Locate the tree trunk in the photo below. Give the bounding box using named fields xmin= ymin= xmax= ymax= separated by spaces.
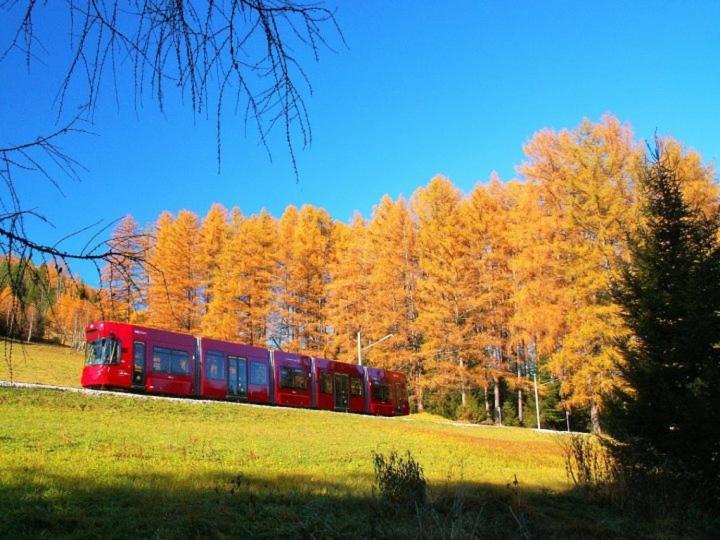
xmin=590 ymin=400 xmax=601 ymax=435
xmin=484 ymin=384 xmax=490 ymax=418
xmin=459 ymin=357 xmax=467 ymax=406
xmin=415 ymin=376 xmax=424 ymax=413
xmin=494 ymin=380 xmax=502 ymax=425
xmin=6 ymin=305 xmax=12 ymax=331
xmin=27 ymin=309 xmax=34 ymax=343
xmin=8 ymin=309 xmax=15 ymax=338
xmin=72 ymin=313 xmax=79 ymax=349
xmin=126 ymin=284 xmax=133 ymax=322
xmin=517 ymin=364 xmax=523 ymax=424
xmin=518 ymin=388 xmax=523 ymax=424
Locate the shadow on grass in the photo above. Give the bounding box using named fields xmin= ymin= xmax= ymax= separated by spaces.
xmin=0 ymin=465 xmax=651 ymax=539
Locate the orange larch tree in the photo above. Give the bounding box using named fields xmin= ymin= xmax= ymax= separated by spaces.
xmin=459 ymin=178 xmax=515 ymax=422
xmin=46 ymin=278 xmax=102 ymax=348
xmin=413 ymin=176 xmax=479 ymax=408
xmin=505 ymin=181 xmax=569 ymax=424
xmin=198 ymin=203 xmax=230 ymax=312
xmin=366 ymin=195 xmax=423 ymax=408
xmin=272 ymin=205 xmax=333 ymax=355
xmin=292 ymin=205 xmax=334 ymax=355
xmin=147 ymin=210 xmax=203 ymax=333
xmin=326 ymin=213 xmax=372 ymax=362
xmin=520 ymin=115 xmax=639 ymax=433
xmin=273 ymin=205 xmax=300 ymax=348
xmin=146 ymin=212 xmax=175 ymax=328
xmin=101 ymin=214 xmax=146 ymax=322
xmin=203 ymin=210 xmax=277 ymax=344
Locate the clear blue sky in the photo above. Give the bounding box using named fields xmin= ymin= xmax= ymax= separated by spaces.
xmin=1 ymin=1 xmax=719 ymax=282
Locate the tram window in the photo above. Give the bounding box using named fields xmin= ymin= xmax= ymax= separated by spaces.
xmin=279 ymin=367 xmax=292 ymax=388
xmin=319 ymin=372 xmax=333 ymax=394
xmin=228 ymin=362 xmax=238 ymax=395
xmin=133 ymin=342 xmax=145 ymax=365
xmin=293 ymin=369 xmax=308 ymax=390
xmin=249 ymin=361 xmax=268 ymax=386
xmin=152 ymin=346 xmax=191 ymax=375
xmin=205 ymin=350 xmax=225 ymax=381
xmin=350 ymin=376 xmax=364 ymax=397
xmin=280 ymin=366 xmax=308 ymax=390
xmin=85 ymin=338 xmax=120 ymax=366
xmin=372 ymin=380 xmax=390 ymax=402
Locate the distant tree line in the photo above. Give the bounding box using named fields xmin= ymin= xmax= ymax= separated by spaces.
xmin=0 ymin=259 xmax=103 ymax=349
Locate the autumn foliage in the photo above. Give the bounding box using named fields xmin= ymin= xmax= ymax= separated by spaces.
xmin=5 ymin=116 xmax=716 ymax=432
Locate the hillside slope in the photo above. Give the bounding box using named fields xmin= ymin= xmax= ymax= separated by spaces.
xmin=0 ymin=341 xmax=637 ymax=537
xmin=0 ymin=339 xmax=83 ymax=387
xmin=2 ymin=387 xmax=637 ymax=538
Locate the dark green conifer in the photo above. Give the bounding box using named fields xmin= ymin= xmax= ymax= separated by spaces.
xmin=607 ymin=143 xmax=720 ymax=504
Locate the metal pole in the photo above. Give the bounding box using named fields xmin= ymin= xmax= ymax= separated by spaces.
xmin=364 ymin=333 xmax=394 ymax=351
xmin=357 ymin=331 xmax=362 ymax=366
xmin=533 ymin=372 xmax=541 ymax=430
xmin=566 ymin=410 xmax=571 ymax=432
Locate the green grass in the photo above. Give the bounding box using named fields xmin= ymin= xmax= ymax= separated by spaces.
xmin=0 ymin=339 xmax=84 ymax=387
xmin=0 ymin=341 xmax=651 ymax=538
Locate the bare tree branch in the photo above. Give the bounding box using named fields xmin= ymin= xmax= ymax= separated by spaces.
xmin=4 ymin=0 xmax=344 ymax=176
xmin=0 ymin=0 xmax=343 ymax=364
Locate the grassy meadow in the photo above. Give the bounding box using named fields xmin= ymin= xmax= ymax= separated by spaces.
xmin=1 ymin=342 xmax=642 ymax=538
xmin=0 ymin=339 xmax=84 ymax=387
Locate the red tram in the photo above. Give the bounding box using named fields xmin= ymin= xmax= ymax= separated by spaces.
xmin=81 ymin=321 xmax=410 ymax=416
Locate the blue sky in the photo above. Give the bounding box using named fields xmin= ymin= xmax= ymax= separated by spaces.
xmin=1 ymin=1 xmax=719 ymax=282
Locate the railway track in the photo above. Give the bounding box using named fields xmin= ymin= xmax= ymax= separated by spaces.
xmin=0 ymin=380 xmax=582 ymax=434
xmin=0 ymin=380 xmax=401 ymax=417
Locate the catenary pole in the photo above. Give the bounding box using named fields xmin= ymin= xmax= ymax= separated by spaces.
xmin=357 ymin=332 xmax=394 ymax=365
xmin=533 ymin=372 xmax=541 ymax=430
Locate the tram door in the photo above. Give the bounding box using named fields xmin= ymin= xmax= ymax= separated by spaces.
xmin=395 ymin=384 xmax=403 ymax=414
xmin=227 ymin=356 xmax=247 ymax=398
xmin=132 ymin=341 xmax=146 ymax=388
xmin=334 ymin=374 xmax=349 ymax=411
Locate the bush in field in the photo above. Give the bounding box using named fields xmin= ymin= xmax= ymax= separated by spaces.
xmin=455 ymin=393 xmax=485 ymax=423
xmin=372 ymin=450 xmax=427 ymax=511
xmin=423 ymin=388 xmax=462 ymax=419
xmin=562 ymin=435 xmax=616 ymax=502
xmin=501 ymin=400 xmax=519 ymax=426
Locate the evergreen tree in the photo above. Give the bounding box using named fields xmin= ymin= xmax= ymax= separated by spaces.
xmin=607 ymin=144 xmax=720 ymax=499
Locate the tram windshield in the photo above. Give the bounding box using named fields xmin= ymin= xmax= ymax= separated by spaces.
xmin=85 ymin=338 xmax=121 ymax=366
